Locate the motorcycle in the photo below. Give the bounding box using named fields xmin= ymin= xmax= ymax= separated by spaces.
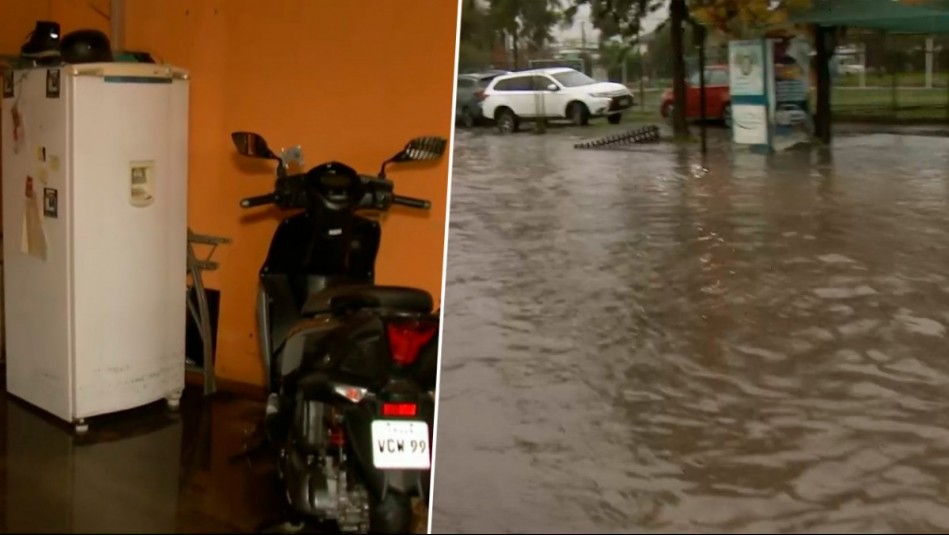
xmin=231 ymin=131 xmax=447 ymax=533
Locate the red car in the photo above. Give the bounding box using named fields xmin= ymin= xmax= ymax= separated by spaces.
xmin=660 ymin=65 xmax=731 ymax=127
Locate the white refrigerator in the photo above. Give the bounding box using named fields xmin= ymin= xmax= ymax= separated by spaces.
xmin=1 ymin=62 xmax=189 ymax=431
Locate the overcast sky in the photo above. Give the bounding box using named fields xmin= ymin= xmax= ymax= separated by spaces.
xmin=554 ymin=3 xmax=670 ymax=45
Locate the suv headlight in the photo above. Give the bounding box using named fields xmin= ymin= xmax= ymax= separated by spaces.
xmin=590 ymin=92 xmax=613 ymax=98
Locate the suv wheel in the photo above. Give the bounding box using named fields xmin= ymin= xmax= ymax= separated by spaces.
xmin=460 ymin=107 xmax=476 ymax=128
xmin=496 ymin=108 xmax=519 ymax=134
xmin=568 ymin=102 xmax=590 ymax=126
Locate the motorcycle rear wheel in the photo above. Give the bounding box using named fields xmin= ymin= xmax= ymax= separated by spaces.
xmin=368 ymin=490 xmax=413 ymax=534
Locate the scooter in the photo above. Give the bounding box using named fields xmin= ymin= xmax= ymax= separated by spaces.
xmin=231 ymin=131 xmax=446 ymax=533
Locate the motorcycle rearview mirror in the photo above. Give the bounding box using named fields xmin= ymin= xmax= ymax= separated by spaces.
xmin=396 ymin=136 xmax=448 ymax=162
xmin=231 ymin=131 xmax=279 ymax=161
xmin=379 ymin=136 xmax=448 ymax=177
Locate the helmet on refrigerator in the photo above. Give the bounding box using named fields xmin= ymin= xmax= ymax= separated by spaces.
xmin=61 ymin=29 xmax=113 ymax=64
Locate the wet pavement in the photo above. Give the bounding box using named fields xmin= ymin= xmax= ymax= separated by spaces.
xmin=432 ymin=125 xmax=949 ymax=533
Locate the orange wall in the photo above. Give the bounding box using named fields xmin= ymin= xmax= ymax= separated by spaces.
xmin=122 ymin=0 xmax=458 ymax=387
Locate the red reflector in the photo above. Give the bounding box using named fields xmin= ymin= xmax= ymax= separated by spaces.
xmin=382 ymin=402 xmax=417 ymax=417
xmin=386 ymin=321 xmax=437 ymax=367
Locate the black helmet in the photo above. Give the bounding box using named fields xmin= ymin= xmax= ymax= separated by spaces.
xmin=61 ymin=29 xmax=113 ymax=64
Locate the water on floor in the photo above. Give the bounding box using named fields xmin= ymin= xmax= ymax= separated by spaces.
xmin=0 ymin=382 xmax=290 ymax=533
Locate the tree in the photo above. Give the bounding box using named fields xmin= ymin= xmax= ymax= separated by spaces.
xmin=459 ymin=0 xmax=495 ymax=71
xmin=690 ymin=0 xmax=812 ymax=38
xmin=600 ymin=40 xmax=644 ymax=83
xmin=645 ymin=23 xmax=674 ymax=79
xmin=489 ymin=0 xmax=563 ymax=69
xmin=520 ymin=0 xmax=563 ymax=53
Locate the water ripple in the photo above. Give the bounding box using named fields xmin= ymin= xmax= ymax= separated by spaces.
xmin=433 ymin=129 xmax=949 ymax=534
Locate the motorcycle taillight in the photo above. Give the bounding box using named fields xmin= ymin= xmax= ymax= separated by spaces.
xmin=382 ymin=402 xmax=417 ymax=417
xmin=386 ymin=321 xmax=437 ymax=367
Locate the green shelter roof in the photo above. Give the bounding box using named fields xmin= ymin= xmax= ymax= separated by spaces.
xmin=790 ymin=0 xmax=949 ymax=34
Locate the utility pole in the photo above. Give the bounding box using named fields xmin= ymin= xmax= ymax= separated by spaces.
xmin=925 ymin=35 xmax=934 ymax=89
xmin=110 ymin=0 xmax=125 ymax=50
xmin=697 ymin=24 xmax=707 ymax=154
xmin=814 ymin=24 xmax=833 ymax=144
xmin=639 ymin=37 xmax=646 ymax=113
xmin=670 ymin=0 xmax=689 ymax=138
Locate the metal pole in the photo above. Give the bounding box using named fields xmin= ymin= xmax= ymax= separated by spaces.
xmin=638 ymin=30 xmax=646 ymax=112
xmin=815 ymin=24 xmax=833 ymax=144
xmin=890 ymin=35 xmax=899 ymax=120
xmin=859 ymin=42 xmax=866 ymax=88
xmin=110 ymin=0 xmax=125 ymax=50
xmin=534 ymin=89 xmax=546 ymax=134
xmin=698 ymin=25 xmax=707 ymax=154
xmin=926 ymin=36 xmax=934 ymax=89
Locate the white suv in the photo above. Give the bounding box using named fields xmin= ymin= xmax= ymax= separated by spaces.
xmin=480 ymin=68 xmax=635 ymax=132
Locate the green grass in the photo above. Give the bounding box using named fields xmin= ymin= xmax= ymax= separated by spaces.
xmin=628 ymin=86 xmax=949 ymax=123
xmin=833 ymin=87 xmax=948 ymax=107
xmin=826 ymin=87 xmax=949 ymax=122
xmin=834 ymin=71 xmax=949 ymax=88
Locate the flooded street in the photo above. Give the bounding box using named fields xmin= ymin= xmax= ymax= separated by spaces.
xmin=431 ymin=126 xmax=949 ymax=534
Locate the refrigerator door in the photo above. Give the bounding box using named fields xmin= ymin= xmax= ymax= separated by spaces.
xmin=2 ymin=66 xmax=75 ymax=421
xmin=69 ymin=63 xmax=189 ymax=418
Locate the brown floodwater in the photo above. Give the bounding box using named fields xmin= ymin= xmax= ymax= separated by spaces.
xmin=432 ymin=127 xmax=949 ymax=534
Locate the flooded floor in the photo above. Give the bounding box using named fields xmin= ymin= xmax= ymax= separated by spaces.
xmin=432 ymin=127 xmax=949 ymax=533
xmin=0 ymin=379 xmax=429 ymax=534
xmin=0 ymin=380 xmax=290 ymax=533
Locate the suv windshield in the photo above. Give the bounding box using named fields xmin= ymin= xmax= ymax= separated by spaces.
xmin=551 ymin=70 xmax=596 ymax=88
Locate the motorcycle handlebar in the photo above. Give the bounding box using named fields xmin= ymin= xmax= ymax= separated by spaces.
xmin=240 ymin=174 xmax=432 ymax=211
xmin=392 ymin=195 xmax=431 ymax=210
xmin=359 ymin=175 xmax=431 ymax=211
xmin=240 ymin=193 xmax=276 ymax=208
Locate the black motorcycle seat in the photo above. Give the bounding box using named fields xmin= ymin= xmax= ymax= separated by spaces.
xmin=301 ymin=284 xmax=433 ymax=316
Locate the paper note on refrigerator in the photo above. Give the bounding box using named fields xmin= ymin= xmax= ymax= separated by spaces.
xmin=11 ymin=103 xmax=25 ymax=155
xmin=20 ymin=195 xmax=48 ymax=261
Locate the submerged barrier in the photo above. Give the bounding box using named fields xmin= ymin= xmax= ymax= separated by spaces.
xmin=574 ymin=124 xmax=661 ymax=149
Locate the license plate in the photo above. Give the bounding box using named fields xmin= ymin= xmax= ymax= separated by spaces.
xmin=371 ymin=420 xmax=431 ymax=469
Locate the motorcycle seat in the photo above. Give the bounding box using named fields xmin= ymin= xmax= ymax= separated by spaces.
xmin=301 ymin=284 xmax=433 ymax=316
